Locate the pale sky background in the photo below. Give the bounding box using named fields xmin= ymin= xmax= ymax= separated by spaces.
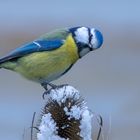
xmin=0 ymin=0 xmax=140 ymax=140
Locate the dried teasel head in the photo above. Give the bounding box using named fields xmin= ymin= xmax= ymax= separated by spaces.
xmin=37 ymin=85 xmax=93 ymax=140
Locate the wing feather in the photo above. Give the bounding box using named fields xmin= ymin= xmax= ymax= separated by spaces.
xmin=0 ymin=39 xmax=64 ymax=64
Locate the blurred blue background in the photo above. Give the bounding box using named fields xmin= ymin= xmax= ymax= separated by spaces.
xmin=0 ymin=0 xmax=140 ymax=139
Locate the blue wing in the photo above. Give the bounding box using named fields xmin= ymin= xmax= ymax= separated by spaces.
xmin=0 ymin=39 xmax=63 ymax=63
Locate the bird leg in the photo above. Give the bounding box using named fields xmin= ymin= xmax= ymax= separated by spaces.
xmin=41 ymin=82 xmax=68 ymax=99
xmin=41 ymin=82 xmax=57 ymax=90
xmin=41 ymin=82 xmax=60 ymax=99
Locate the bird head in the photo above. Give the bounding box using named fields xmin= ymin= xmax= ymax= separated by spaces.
xmin=69 ymin=27 xmax=103 ymax=58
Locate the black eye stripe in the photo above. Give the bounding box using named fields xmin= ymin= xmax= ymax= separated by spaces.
xmin=88 ymin=28 xmax=92 ymax=44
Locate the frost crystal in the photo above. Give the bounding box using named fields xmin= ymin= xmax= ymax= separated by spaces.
xmin=80 ymin=110 xmax=93 ymax=140
xmin=37 ymin=113 xmax=65 ymax=140
xmin=49 ymin=85 xmax=80 ymax=104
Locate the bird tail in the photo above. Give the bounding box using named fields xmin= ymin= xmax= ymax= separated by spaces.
xmin=0 ymin=59 xmax=3 ymax=68
xmin=0 ymin=55 xmax=11 ymax=69
xmin=0 ymin=63 xmax=3 ymax=69
xmin=0 ymin=55 xmax=10 ymax=64
xmin=0 ymin=58 xmax=5 ymax=68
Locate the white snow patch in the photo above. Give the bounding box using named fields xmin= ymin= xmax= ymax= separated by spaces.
xmin=37 ymin=113 xmax=65 ymax=140
xmin=49 ymin=86 xmax=80 ymax=105
xmin=64 ymin=105 xmax=82 ymax=120
xmin=80 ymin=110 xmax=93 ymax=140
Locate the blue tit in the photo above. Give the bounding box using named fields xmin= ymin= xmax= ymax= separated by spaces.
xmin=0 ymin=26 xmax=103 ymax=89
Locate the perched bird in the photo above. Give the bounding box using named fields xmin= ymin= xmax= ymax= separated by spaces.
xmin=0 ymin=27 xmax=103 ymax=90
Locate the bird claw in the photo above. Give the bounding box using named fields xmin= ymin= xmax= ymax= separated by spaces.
xmin=42 ymin=83 xmax=69 ymax=99
xmin=42 ymin=89 xmax=51 ymax=99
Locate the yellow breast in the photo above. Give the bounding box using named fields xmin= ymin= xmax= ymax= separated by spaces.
xmin=15 ymin=34 xmax=79 ymax=82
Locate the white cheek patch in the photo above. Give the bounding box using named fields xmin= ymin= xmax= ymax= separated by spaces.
xmin=90 ymin=28 xmax=98 ymax=49
xmin=75 ymin=27 xmax=89 ymax=44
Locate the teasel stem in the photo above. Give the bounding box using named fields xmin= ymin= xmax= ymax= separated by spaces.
xmin=31 ymin=112 xmax=36 ymax=140
xmin=97 ymin=115 xmax=103 ymax=140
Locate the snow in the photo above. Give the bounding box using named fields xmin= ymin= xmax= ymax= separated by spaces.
xmin=49 ymin=85 xmax=80 ymax=104
xmin=64 ymin=105 xmax=82 ymax=120
xmin=80 ymin=110 xmax=93 ymax=140
xmin=37 ymin=113 xmax=65 ymax=140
